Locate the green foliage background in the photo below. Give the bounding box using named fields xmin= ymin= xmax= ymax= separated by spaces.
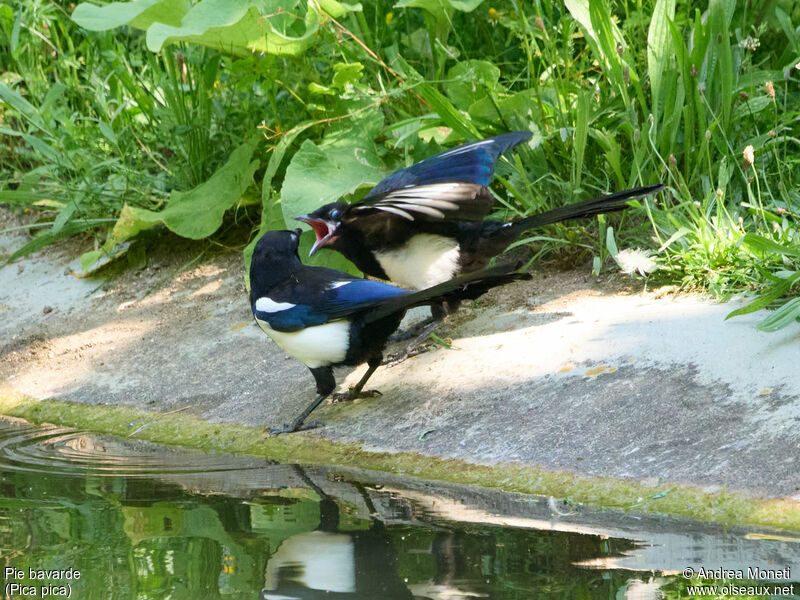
xmin=1 ymin=0 xmax=800 ymax=323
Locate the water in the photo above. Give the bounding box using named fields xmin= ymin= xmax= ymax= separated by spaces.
xmin=0 ymin=419 xmax=797 ymax=599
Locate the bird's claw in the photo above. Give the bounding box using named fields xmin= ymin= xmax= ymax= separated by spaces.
xmin=388 ymin=318 xmax=437 ymax=342
xmin=383 ymin=343 xmax=434 ymax=367
xmin=265 ymin=420 xmax=324 ymax=436
xmin=332 ymin=389 xmax=382 ymax=402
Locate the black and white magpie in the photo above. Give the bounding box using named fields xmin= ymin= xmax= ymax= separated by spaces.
xmin=293 ymin=132 xmax=663 ymax=361
xmin=249 ymin=229 xmax=530 ymax=434
xmin=260 ymin=466 xmax=413 ymax=599
xmin=295 ymin=132 xmax=664 ymax=291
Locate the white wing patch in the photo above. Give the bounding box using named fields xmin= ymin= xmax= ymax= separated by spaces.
xmin=255 ymin=297 xmax=295 ymax=313
xmin=255 ymin=319 xmax=350 ymax=368
xmin=354 ymin=183 xmax=484 ymax=221
xmin=329 ymin=281 xmax=352 ymax=289
xmin=375 ymin=234 xmax=460 ymax=290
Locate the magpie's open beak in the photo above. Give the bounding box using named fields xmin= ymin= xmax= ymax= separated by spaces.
xmin=294 ymin=215 xmax=336 ymax=256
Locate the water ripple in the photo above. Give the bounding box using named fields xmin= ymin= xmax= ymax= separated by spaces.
xmin=0 ymin=421 xmax=261 ymax=477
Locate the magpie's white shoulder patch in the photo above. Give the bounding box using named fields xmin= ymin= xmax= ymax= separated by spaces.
xmin=255 ymin=297 xmax=295 ymax=313
xmin=329 ymin=281 xmax=352 ymax=289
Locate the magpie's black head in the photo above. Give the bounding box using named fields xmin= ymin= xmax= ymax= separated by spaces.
xmin=250 ymin=229 xmax=303 ymax=295
xmin=294 ymin=202 xmax=348 ymax=256
xmin=252 ymin=228 xmax=303 ymax=262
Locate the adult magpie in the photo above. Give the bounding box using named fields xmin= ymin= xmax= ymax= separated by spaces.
xmin=295 ymin=132 xmax=663 ymax=361
xmin=295 ymin=132 xmax=664 ymax=290
xmin=249 ymin=229 xmax=529 ymax=434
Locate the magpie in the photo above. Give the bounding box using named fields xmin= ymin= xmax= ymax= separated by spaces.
xmin=249 ymin=229 xmax=530 ymax=434
xmin=295 ymin=131 xmax=663 ymax=290
xmin=260 ymin=466 xmax=413 ymax=599
xmin=294 ymin=132 xmax=663 ymax=361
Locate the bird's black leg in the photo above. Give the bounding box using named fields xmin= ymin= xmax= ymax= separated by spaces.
xmin=333 ymin=355 xmax=383 ymax=402
xmin=388 ymin=314 xmax=437 ymax=342
xmin=383 ymin=319 xmax=442 ymax=367
xmin=384 ymin=301 xmax=451 ymax=367
xmin=268 ymin=366 xmax=335 ymax=435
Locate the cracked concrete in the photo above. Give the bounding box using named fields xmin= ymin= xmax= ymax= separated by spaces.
xmin=2 ymin=208 xmax=799 ymax=500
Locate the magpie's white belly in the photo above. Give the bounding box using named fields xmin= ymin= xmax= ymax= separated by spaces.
xmin=263 ymin=531 xmax=355 ymax=593
xmin=255 ymin=319 xmax=350 ymax=368
xmin=374 ymin=234 xmax=461 ymax=290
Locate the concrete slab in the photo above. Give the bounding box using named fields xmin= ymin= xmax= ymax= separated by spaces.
xmin=1 ymin=211 xmax=799 ymax=501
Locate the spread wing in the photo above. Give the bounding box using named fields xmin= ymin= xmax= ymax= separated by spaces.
xmin=349 ymin=182 xmax=493 ymax=222
xmin=348 ymin=131 xmax=532 ymax=223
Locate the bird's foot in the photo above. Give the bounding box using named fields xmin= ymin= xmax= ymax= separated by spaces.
xmin=331 ymin=388 xmax=382 ymax=402
xmin=265 ymin=420 xmax=324 ymax=436
xmin=383 ymin=343 xmax=434 ymax=367
xmin=388 ymin=318 xmax=436 ymax=342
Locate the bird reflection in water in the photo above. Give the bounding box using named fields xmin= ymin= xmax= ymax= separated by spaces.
xmin=260 ymin=467 xmax=483 ymax=600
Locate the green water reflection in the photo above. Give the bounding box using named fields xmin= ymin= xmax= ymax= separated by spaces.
xmin=0 ymin=469 xmax=641 ymax=599
xmin=0 ymin=423 xmax=797 ymax=599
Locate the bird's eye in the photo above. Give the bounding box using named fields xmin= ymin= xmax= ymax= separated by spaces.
xmin=330 ymin=209 xmax=340 ymax=220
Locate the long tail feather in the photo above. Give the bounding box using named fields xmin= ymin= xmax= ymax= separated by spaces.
xmin=510 ymin=183 xmax=664 ymax=234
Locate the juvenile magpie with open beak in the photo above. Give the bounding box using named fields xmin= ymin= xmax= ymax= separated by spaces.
xmin=295 ymin=131 xmax=664 ymax=359
xmin=249 ymin=229 xmax=530 ymax=435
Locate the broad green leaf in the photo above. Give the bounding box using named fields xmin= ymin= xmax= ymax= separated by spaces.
xmin=71 ymin=0 xmax=188 ymax=31
xmin=1 ymin=126 xmax=66 ymax=165
xmin=98 ymin=121 xmax=117 ymax=145
xmin=146 ymin=0 xmax=321 ymax=56
xmin=647 ymin=0 xmax=675 ymax=122
xmin=564 ymin=0 xmax=604 ymax=75
xmin=605 ymin=226 xmax=620 ymax=261
xmin=77 ymin=242 xmax=133 ymax=276
xmin=72 ymin=0 xmax=353 ymax=57
xmin=444 ymin=60 xmax=501 ymax=107
xmin=775 ymin=7 xmax=799 ymax=54
xmin=80 ymin=140 xmax=259 ymax=274
xmin=395 ymin=0 xmax=484 ymax=13
xmin=243 ymin=122 xmax=314 ymax=286
xmin=757 ymin=297 xmax=800 ymax=331
xmin=396 ymin=0 xmax=485 ymax=39
xmin=732 ymin=96 xmax=772 ymax=121
xmin=657 ymin=226 xmax=690 ymax=252
xmin=128 ymin=140 xmax=258 ymax=239
xmin=41 ymin=82 xmax=68 ymax=115
xmin=317 ymin=0 xmax=363 ymax=18
xmin=280 ymin=111 xmax=384 ymax=228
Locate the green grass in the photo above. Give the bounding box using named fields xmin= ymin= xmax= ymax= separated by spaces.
xmin=1 ymin=0 xmax=800 ymax=320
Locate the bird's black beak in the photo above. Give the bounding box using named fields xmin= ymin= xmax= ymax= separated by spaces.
xmin=294 ymin=215 xmax=336 ymax=256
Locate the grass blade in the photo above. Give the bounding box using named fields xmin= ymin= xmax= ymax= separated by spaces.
xmin=647 ymin=0 xmax=676 ymax=124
